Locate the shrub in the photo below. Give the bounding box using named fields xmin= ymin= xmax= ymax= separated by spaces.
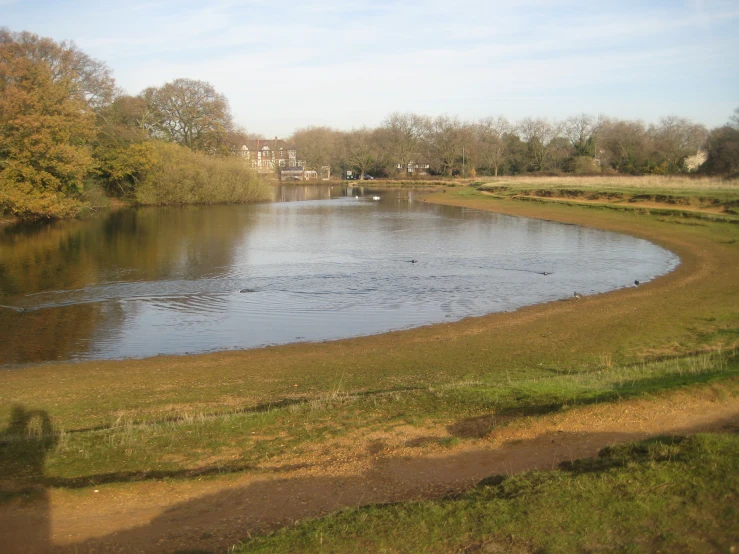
xmin=572 ymin=156 xmax=601 ymax=175
xmin=135 ymin=142 xmax=271 ymax=205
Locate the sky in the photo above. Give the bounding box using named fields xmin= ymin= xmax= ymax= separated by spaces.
xmin=1 ymin=0 xmax=738 ymax=137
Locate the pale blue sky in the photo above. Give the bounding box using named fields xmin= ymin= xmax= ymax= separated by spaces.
xmin=2 ymin=0 xmax=738 ymax=136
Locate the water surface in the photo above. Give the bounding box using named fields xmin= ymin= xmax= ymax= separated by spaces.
xmin=0 ymin=186 xmax=678 ymax=365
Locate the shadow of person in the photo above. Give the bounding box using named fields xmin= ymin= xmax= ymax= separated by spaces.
xmin=0 ymin=405 xmax=58 ymax=553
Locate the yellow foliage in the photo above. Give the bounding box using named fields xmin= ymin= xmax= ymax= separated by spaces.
xmin=93 ymin=141 xmax=157 ymax=196
xmin=135 ymin=142 xmax=271 ymax=205
xmin=0 ymin=33 xmax=95 ymax=219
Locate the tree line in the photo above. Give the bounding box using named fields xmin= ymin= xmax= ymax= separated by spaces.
xmin=292 ymin=110 xmax=739 ymax=180
xmin=2 ymin=28 xmax=737 ymax=220
xmin=0 ymin=29 xmax=267 ymax=220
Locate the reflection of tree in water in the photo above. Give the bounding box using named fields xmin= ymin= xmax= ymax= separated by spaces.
xmin=0 ymin=304 xmax=104 ymax=364
xmin=0 ymin=205 xmax=259 ymax=364
xmin=0 ymin=406 xmax=58 ymax=553
xmin=1 ymin=206 xmax=259 ymax=290
xmin=101 ymin=206 xmax=259 ymax=280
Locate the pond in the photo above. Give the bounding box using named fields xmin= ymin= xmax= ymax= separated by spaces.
xmin=0 ymin=186 xmax=679 ymax=365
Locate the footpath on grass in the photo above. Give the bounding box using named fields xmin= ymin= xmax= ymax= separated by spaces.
xmin=1 ymin=383 xmax=738 ymax=554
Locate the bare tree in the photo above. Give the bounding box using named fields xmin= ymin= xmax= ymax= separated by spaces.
xmin=564 ymin=113 xmax=602 ymax=157
xmin=476 ymin=116 xmax=511 ymax=176
xmin=649 ymin=116 xmax=707 ymax=171
xmin=141 ymin=78 xmax=233 ymax=153
xmin=730 ymin=107 xmax=739 ymax=130
xmin=381 ymin=112 xmax=430 ymax=175
xmin=517 ymin=117 xmax=564 ymax=171
xmin=343 ymin=128 xmax=379 ymax=179
xmin=292 ymin=126 xmax=340 ymax=173
xmin=598 ymin=118 xmax=649 ymax=173
xmin=429 ymin=115 xmax=466 ymax=176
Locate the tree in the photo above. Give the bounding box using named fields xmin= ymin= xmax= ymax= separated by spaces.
xmin=380 ymin=113 xmax=430 ymax=175
xmin=729 ymin=107 xmax=739 ymax=130
xmin=649 ymin=116 xmax=707 ymax=173
xmin=476 ymin=117 xmax=511 ymax=176
xmin=92 ymin=96 xmax=155 ymax=197
xmin=141 ymin=78 xmax=234 ymax=154
xmin=701 ymin=109 xmax=739 ymax=176
xmin=564 ymin=113 xmax=602 ymax=157
xmin=548 ymin=136 xmax=574 ymax=171
xmin=0 ymin=31 xmax=97 ymax=218
xmin=517 ymin=117 xmax=564 ymax=172
xmin=0 ymin=29 xmax=117 ymax=110
xmin=598 ymin=118 xmax=649 ymax=174
xmin=292 ymin=126 xmax=341 ymax=174
xmin=429 ymin=115 xmax=466 ymax=176
xmin=701 ymin=126 xmax=739 ymax=176
xmin=343 ymin=128 xmax=380 ymax=179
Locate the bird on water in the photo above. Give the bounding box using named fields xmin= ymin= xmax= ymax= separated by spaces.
xmin=634 ymin=280 xmax=640 ymax=286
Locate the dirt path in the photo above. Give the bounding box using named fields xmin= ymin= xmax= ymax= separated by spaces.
xmin=2 ymin=387 xmax=737 ymax=554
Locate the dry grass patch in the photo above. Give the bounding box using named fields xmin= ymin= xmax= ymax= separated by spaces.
xmin=476 ymin=174 xmax=738 ymax=191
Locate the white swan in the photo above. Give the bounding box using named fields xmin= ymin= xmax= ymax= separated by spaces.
xmin=372 ymin=196 xmax=381 ymax=201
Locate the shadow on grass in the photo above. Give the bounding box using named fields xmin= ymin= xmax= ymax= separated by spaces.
xmin=40 ymin=461 xmax=313 ymax=490
xmin=557 ymin=435 xmax=688 ymax=474
xmin=40 ymin=413 xmax=739 ymax=554
xmin=0 ymin=405 xmax=56 ymax=553
xmin=447 ymin=367 xmax=739 ymax=439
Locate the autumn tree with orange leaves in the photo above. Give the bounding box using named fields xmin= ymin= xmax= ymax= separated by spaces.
xmin=0 ymin=30 xmax=112 ymax=218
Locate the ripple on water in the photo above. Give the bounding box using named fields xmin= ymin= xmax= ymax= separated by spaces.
xmin=0 ymin=192 xmax=679 ymax=364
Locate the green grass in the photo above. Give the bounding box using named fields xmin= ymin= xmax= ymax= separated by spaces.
xmin=235 ymin=432 xmax=739 ymax=553
xmin=1 ymin=350 xmax=737 ymax=488
xmin=472 ymin=176 xmax=739 ymax=221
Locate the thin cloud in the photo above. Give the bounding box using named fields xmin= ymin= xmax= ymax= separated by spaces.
xmin=2 ymin=0 xmax=737 ymax=135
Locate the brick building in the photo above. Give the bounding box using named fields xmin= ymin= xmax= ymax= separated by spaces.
xmin=240 ymin=138 xmax=298 ymax=173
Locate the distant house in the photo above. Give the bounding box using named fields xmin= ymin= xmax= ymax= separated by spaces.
xmin=240 ymin=138 xmax=298 ymax=173
xmin=396 ymin=155 xmax=431 ymax=175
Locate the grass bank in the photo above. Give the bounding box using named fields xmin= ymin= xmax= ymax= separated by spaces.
xmin=2 ymin=351 xmax=737 ymax=487
xmin=472 ymin=175 xmax=739 ymax=221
